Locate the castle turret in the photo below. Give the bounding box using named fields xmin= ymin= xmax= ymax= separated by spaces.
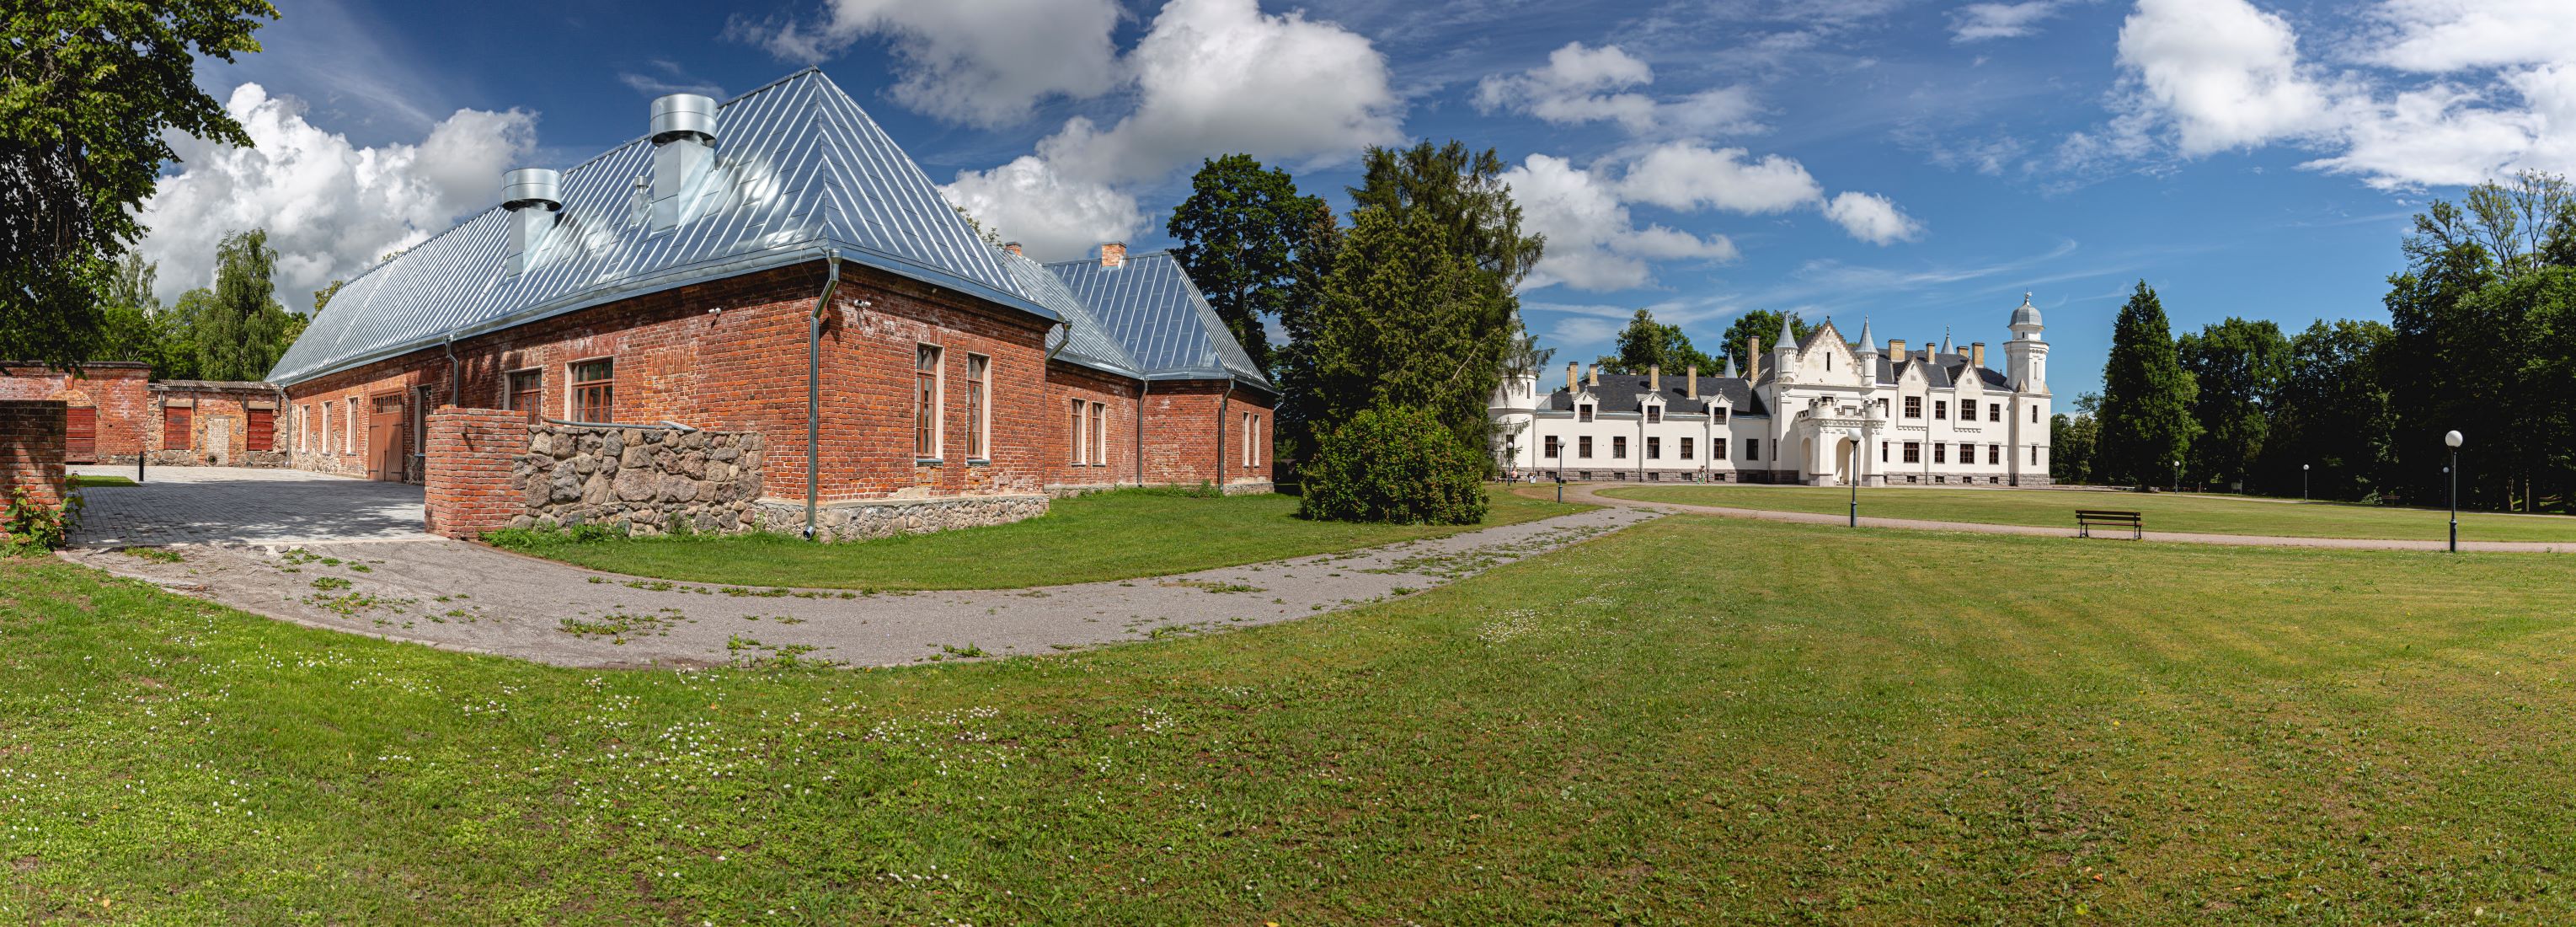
xmin=2004 ymin=292 xmax=2049 ymax=394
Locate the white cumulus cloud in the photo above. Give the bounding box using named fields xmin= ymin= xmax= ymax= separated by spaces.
xmin=734 ymin=0 xmax=1121 ymax=128
xmin=137 ymin=83 xmax=537 ymax=311
xmin=938 ymin=0 xmax=1399 ymax=259
xmin=1822 ymin=191 xmax=1925 ymax=244
xmin=2098 ymin=0 xmax=2576 ymax=188
xmin=1501 ymin=154 xmax=1738 ymax=292
xmin=1475 ymin=41 xmax=1762 ymax=137
xmin=1616 ymin=142 xmax=1825 ymax=214
xmin=939 ymin=157 xmax=1145 ymax=261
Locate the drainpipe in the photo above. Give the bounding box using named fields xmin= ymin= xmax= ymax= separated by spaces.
xmin=442 ymin=334 xmax=461 ymax=406
xmin=1045 ymin=317 xmax=1072 ymax=362
xmin=1135 ymin=378 xmax=1150 ymax=487
xmin=804 ymin=249 xmax=842 ymax=540
xmin=1216 ymin=378 xmax=1236 ymax=490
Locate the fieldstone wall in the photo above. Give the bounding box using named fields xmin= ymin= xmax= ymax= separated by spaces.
xmin=751 ymin=493 xmax=1047 ymax=543
xmin=512 ymin=425 xmax=767 ymax=537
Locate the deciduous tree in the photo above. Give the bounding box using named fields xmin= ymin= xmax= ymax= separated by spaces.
xmin=2177 ymin=318 xmax=2290 ymax=489
xmin=1167 ymin=155 xmax=1323 ymax=374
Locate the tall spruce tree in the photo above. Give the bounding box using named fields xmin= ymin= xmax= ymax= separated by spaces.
xmin=1304 ymin=206 xmax=1495 ymax=453
xmin=1271 ymin=198 xmax=1343 ymax=469
xmin=1166 ymin=155 xmax=1323 ymax=373
xmin=2176 ymin=318 xmax=2290 ymax=489
xmin=2096 ymin=281 xmax=2199 ymax=486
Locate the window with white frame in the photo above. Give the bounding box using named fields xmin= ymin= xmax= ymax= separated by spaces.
xmin=915 ymin=345 xmax=942 ymax=459
xmin=964 ymin=354 xmax=989 ymax=460
xmin=318 ymin=402 xmax=329 ymax=454
xmin=1680 ymin=437 xmax=1693 ymax=459
xmin=1544 ymin=435 xmax=1560 ymax=458
xmin=1904 ymin=396 xmax=1921 ymax=418
xmin=1068 ymin=399 xmax=1085 ymax=465
xmin=1646 ymin=437 xmax=1660 ymax=459
xmin=1577 ymin=403 xmax=1594 ymax=422
xmin=345 ymin=398 xmax=358 ymax=453
xmin=1091 ymin=401 xmax=1109 ymax=465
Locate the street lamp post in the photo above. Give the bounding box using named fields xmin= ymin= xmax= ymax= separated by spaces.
xmin=2445 ymin=430 xmax=2463 ymax=553
xmin=2172 ymin=459 xmax=2180 ymax=494
xmin=1849 ymin=439 xmax=1859 ymax=528
xmin=2302 ymin=463 xmax=2310 ymax=502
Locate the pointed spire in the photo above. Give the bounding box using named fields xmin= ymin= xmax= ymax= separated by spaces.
xmin=1941 ymin=327 xmax=1953 ymax=354
xmin=1723 ymin=356 xmax=1738 ymax=379
xmin=1857 ymin=316 xmax=1878 ymax=354
xmin=1775 ymin=310 xmax=1795 ymax=349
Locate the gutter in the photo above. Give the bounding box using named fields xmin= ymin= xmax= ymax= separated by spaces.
xmin=1045 ymin=316 xmax=1072 ymax=363
xmin=441 ymin=334 xmax=461 ymax=406
xmin=804 ymin=249 xmax=842 ymax=540
xmin=1216 ymin=377 xmax=1237 ymax=487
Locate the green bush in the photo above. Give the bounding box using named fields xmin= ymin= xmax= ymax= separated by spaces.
xmin=2 ymin=480 xmax=82 ymax=555
xmin=1297 ymin=405 xmax=1488 ymax=525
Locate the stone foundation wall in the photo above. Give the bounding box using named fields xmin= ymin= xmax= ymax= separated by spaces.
xmin=751 ymin=493 xmax=1047 ymax=543
xmin=511 ymin=424 xmax=767 ymax=537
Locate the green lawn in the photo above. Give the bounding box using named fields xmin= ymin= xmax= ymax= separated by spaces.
xmin=68 ymin=474 xmax=136 ymax=489
xmin=486 ymin=486 xmax=1590 ymax=590
xmin=1603 ymin=482 xmax=2576 ymax=542
xmin=8 ymin=518 xmax=2576 ymax=923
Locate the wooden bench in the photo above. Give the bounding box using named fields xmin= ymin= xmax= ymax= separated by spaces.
xmin=2075 ymin=509 xmax=2143 ymax=539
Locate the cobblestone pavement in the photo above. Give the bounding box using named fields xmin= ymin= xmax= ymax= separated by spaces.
xmin=61 ymin=505 xmax=1661 ymax=669
xmin=69 ymin=464 xmax=436 ymax=548
xmin=1557 ymin=483 xmax=2576 ymax=553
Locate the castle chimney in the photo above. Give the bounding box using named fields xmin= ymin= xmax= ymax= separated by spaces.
xmin=649 ymin=94 xmax=719 ymax=231
xmin=1004 ymin=241 xmax=1023 ymax=256
xmin=1566 ymin=362 xmax=1578 ymax=394
xmin=1098 ymin=242 xmax=1127 ymax=268
xmin=1686 ymin=365 xmax=1698 ymax=399
xmin=1649 ymin=364 xmax=1660 ymax=394
xmin=1971 ymin=342 xmax=1986 ymax=368
xmin=1748 ymin=335 xmax=1761 ymax=382
xmin=1889 ymin=339 xmax=1905 ymax=360
xmin=1585 ymin=364 xmax=1598 ymax=388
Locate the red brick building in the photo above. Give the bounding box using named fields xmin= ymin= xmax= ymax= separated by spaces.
xmin=0 ymin=362 xmax=153 ymax=464
xmin=264 ymin=70 xmax=1272 ymax=532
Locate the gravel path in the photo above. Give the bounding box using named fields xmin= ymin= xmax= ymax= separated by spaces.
xmin=62 ymin=506 xmax=1659 ymax=668
xmin=1562 ymin=483 xmax=2576 ymax=553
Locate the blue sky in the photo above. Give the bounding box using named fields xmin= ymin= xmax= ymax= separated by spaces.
xmin=142 ymin=0 xmax=2576 ymax=400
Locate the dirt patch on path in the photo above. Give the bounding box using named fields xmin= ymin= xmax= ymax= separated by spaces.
xmin=61 ymin=506 xmax=1659 ymax=668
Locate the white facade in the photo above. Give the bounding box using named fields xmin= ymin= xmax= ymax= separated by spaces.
xmin=1492 ymin=295 xmax=2053 ymax=486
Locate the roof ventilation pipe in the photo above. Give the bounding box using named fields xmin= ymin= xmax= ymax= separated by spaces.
xmin=649 ymin=94 xmax=719 ymax=230
xmin=500 ymin=168 xmax=561 ymax=275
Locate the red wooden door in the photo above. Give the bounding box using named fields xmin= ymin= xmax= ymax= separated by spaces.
xmin=246 ymin=409 xmax=275 ymax=451
xmin=367 ymin=395 xmax=404 ymax=481
xmin=163 ymin=405 xmax=192 ymax=451
xmin=64 ymin=407 xmax=97 ymax=463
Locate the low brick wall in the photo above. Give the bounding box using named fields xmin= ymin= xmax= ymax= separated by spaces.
xmin=0 ymin=400 xmax=67 ymax=512
xmin=512 ymin=424 xmax=766 ymax=537
xmin=752 ymin=493 xmax=1047 ymax=543
xmin=424 ymin=407 xmax=529 ymax=539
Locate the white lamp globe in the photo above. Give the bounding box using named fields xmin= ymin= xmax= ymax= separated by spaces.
xmin=2445 ymin=430 xmax=2464 ymax=449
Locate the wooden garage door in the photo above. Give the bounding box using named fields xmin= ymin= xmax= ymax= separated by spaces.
xmin=246 ymin=408 xmax=275 ymax=451
xmin=163 ymin=405 xmax=192 ymax=451
xmin=367 ymin=394 xmax=404 ymax=481
xmin=65 ymin=407 xmax=96 ymax=463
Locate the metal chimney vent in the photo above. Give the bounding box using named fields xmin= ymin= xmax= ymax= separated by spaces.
xmin=502 ymin=168 xmax=562 ymax=275
xmin=649 ymin=94 xmax=719 ymax=230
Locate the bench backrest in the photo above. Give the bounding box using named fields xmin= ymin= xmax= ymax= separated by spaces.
xmin=2074 ymin=510 xmax=2143 ymax=519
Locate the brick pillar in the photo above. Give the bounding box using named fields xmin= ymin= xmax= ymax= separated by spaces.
xmin=423 ymin=406 xmax=529 ymax=539
xmin=0 ymin=399 xmax=68 ymax=512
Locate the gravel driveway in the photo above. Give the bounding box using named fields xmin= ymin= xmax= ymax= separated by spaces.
xmin=63 ymin=506 xmax=1658 ymax=668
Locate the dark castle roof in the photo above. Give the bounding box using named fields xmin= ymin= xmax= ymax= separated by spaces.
xmin=1547 ymin=372 xmax=1766 ymax=416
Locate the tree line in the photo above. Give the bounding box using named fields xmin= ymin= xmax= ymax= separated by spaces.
xmin=2058 ymin=171 xmax=2576 ymax=512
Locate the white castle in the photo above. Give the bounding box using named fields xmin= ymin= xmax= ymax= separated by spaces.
xmin=1492 ymin=295 xmax=2052 ymax=486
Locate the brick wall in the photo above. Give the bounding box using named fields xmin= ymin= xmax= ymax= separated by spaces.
xmin=0 ymin=400 xmax=67 ymax=513
xmin=1042 ymin=361 xmax=1139 ymax=492
xmin=1140 ymin=381 xmax=1275 ymax=489
xmin=148 ymin=383 xmax=286 ymax=468
xmin=422 ymin=407 xmax=527 ymax=539
xmin=0 ymin=363 xmax=151 ymax=464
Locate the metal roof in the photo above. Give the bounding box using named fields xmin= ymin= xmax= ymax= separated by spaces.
xmin=1043 ymin=250 xmax=1271 ymax=388
xmin=998 ymin=249 xmax=1142 ymax=379
xmin=267 ymin=68 xmax=1053 ymax=387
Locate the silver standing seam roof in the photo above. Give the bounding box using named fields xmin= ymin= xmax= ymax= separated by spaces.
xmin=999 ymin=249 xmax=1143 ymax=380
xmin=1044 ymin=250 xmax=1272 ymax=389
xmin=267 ymin=69 xmax=1057 ymax=387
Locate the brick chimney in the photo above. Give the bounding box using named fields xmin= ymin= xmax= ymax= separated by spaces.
xmin=1889 ymin=339 xmax=1905 ymax=360
xmin=1585 ymin=364 xmax=1598 ymax=388
xmin=1686 ymin=365 xmax=1698 ymax=399
xmin=1971 ymin=341 xmax=1986 ymax=368
xmin=1004 ymin=241 xmax=1023 ymax=256
xmin=1748 ymin=335 xmax=1761 ymax=382
xmin=1649 ymin=364 xmax=1660 ymax=394
xmin=1099 ymin=242 xmax=1127 ymax=268
xmin=1566 ymin=362 xmax=1578 ymax=394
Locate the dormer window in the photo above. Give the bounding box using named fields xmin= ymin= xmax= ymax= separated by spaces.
xmin=1712 ymin=407 xmax=1729 ymax=425
xmin=1644 ymin=405 xmax=1661 ymax=424
xmin=1577 ymin=403 xmax=1594 ymax=423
